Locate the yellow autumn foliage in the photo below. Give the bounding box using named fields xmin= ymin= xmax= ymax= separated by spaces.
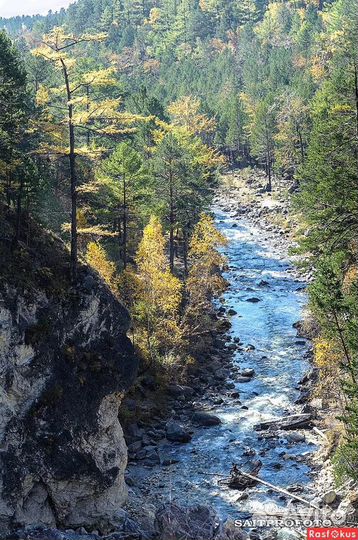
xmin=85 ymin=242 xmax=118 ymax=293
xmin=146 ymin=7 xmax=161 ymax=26
xmin=183 ymin=214 xmax=227 ymax=349
xmin=134 ymin=216 xmax=183 ymax=361
xmin=135 ymin=216 xmax=182 ymax=317
xmin=314 ymin=338 xmax=341 ymax=368
xmin=342 ymin=266 xmax=358 ymax=294
xmin=187 ymin=213 xmax=227 ymax=298
xmin=36 ymin=85 xmax=50 ymax=107
xmin=167 ymin=95 xmax=216 ymax=136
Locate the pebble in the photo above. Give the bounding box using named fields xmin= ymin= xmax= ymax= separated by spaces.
xmin=322 ymin=490 xmax=337 ymax=505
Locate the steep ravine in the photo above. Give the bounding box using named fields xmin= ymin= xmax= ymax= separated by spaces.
xmin=3 ymin=182 xmax=352 ymax=540
xmin=125 ymin=184 xmax=322 ymax=530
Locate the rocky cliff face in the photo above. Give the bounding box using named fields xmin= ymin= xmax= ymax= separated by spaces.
xmin=0 ymin=217 xmax=138 ymax=535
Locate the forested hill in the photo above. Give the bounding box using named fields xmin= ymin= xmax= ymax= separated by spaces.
xmin=1 ymin=0 xmax=344 ymax=173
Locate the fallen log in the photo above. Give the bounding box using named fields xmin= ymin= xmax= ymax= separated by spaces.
xmin=202 ymin=468 xmax=320 ymax=510
xmin=255 ymin=413 xmax=313 ymax=431
xmin=235 ymin=471 xmax=320 ymax=509
xmin=313 ymin=426 xmax=329 ymax=441
xmin=226 ymin=461 xmax=262 ymax=490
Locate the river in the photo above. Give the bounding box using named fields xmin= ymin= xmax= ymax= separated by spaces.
xmin=128 ymin=201 xmax=317 ymax=522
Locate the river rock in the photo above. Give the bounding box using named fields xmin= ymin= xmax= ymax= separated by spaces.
xmin=126 ymin=423 xmax=144 ymax=441
xmin=286 ymin=432 xmax=306 ymax=443
xmin=161 ymin=456 xmax=180 ymax=466
xmin=322 ymin=491 xmax=337 ymax=505
xmin=0 ymin=529 xmax=100 ymax=540
xmin=192 ymin=412 xmax=222 ymax=427
xmin=143 ymin=450 xmax=160 ymax=467
xmin=277 ymin=529 xmax=301 ymax=540
xmin=241 ymin=368 xmax=255 ymax=378
xmin=299 ymin=368 xmax=319 ymax=386
xmin=292 ymin=320 xmax=305 ymax=336
xmin=246 ymin=297 xmax=261 ymax=303
xmin=295 ymin=390 xmax=310 ymax=404
xmin=165 ymin=421 xmax=192 ymax=443
xmin=237 ymin=376 xmax=252 ymax=383
xmin=167 ymin=384 xmax=194 ymax=398
xmin=3 ymin=512 xmax=145 ymax=540
xmin=221 ymin=521 xmax=248 ymax=540
xmin=128 ymin=441 xmax=142 ymax=453
xmin=334 ymin=495 xmax=358 ymax=525
xmin=154 ymin=503 xmax=222 ymax=540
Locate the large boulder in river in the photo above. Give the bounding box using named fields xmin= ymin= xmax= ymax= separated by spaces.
xmin=241 ymin=368 xmax=255 ymax=378
xmin=0 ymin=213 xmax=138 ymax=534
xmin=165 ymin=421 xmax=192 ymax=443
xmin=192 ymin=412 xmax=222 ymax=427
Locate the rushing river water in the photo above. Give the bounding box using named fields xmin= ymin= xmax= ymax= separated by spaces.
xmin=130 ymin=205 xmax=317 ymax=520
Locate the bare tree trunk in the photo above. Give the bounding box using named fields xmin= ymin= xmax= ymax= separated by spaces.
xmin=266 ymin=153 xmax=272 ymax=192
xmin=298 ymin=129 xmax=305 ymax=164
xmin=169 ymin=172 xmax=175 ymax=272
xmin=183 ymin=226 xmax=189 ymax=276
xmin=123 ymin=173 xmax=127 ymax=269
xmin=86 ymin=84 xmax=91 ymax=147
xmin=61 ymin=58 xmax=77 ymax=282
xmin=354 ymin=64 xmax=358 ymax=140
xmin=15 ymin=175 xmax=24 ymax=244
xmin=265 ymin=120 xmax=273 ymax=192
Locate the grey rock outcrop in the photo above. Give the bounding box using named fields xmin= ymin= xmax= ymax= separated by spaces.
xmin=0 ymin=227 xmax=138 ymax=534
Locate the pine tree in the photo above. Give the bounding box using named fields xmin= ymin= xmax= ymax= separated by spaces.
xmin=275 ymin=92 xmax=310 ymax=177
xmin=0 ymin=31 xmax=33 ymax=242
xmin=151 ymin=126 xmax=222 ymax=271
xmin=0 ymin=31 xmax=28 ymax=204
xmin=241 ymin=92 xmax=276 ymax=190
xmin=33 ymin=27 xmax=143 ymax=279
xmin=96 ymin=142 xmax=148 ymax=267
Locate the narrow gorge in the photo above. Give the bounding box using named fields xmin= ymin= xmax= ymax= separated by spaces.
xmin=122 ymin=176 xmax=328 ymax=533
xmin=1 ymin=0 xmax=357 ymax=536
